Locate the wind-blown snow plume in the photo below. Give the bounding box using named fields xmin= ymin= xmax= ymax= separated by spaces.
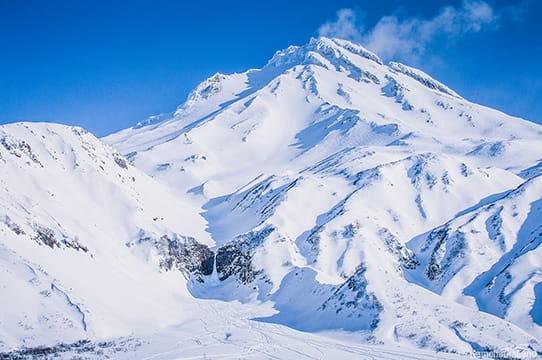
xmin=317 ymin=9 xmax=363 ymax=43
xmin=319 ymin=1 xmax=502 ymax=63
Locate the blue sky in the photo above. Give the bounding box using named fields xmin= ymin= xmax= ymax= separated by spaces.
xmin=1 ymin=0 xmax=541 ymax=137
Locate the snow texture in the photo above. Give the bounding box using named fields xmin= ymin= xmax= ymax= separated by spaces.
xmin=2 ymin=37 xmax=542 ymax=359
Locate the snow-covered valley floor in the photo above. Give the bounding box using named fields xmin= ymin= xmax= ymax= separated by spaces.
xmin=1 ymin=299 xmax=487 ymax=360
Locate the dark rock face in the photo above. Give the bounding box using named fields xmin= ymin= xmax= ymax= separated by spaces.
xmin=2 ymin=215 xmax=25 ymax=235
xmin=153 ymin=226 xmax=274 ymax=285
xmin=215 ymin=244 xmax=258 ymax=283
xmin=0 ymin=338 xmax=141 ymax=360
xmin=63 ymin=238 xmax=89 ymax=253
xmin=422 ymin=225 xmax=469 ymax=282
xmin=113 ymin=156 xmax=128 ymax=169
xmin=426 ymin=261 xmax=441 ymax=281
xmin=318 ymin=266 xmax=383 ymax=330
xmin=32 ymin=225 xmax=60 ymax=248
xmin=377 ymin=227 xmax=419 ymax=270
xmin=0 ymin=135 xmax=43 ymax=167
xmin=215 ymin=226 xmax=274 ymax=283
xmin=157 ymin=235 xmax=214 ymax=282
xmin=31 ymin=224 xmax=89 ymax=252
xmin=421 ymin=226 xmax=450 ymax=280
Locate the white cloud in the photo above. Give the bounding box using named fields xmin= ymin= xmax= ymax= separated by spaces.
xmin=318 ymin=9 xmax=362 ymax=43
xmin=318 ymin=1 xmax=504 ymax=63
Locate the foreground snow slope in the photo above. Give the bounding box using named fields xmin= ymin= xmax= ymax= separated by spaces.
xmin=1 ymin=300 xmax=479 ymax=360
xmin=103 ymin=37 xmax=542 ymax=357
xmin=0 ymin=122 xmax=211 ymax=349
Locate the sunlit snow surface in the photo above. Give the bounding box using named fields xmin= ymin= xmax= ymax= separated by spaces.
xmin=2 ymin=37 xmax=542 ymax=359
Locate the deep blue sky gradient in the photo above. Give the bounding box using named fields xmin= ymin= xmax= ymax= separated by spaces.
xmin=1 ymin=0 xmax=541 ymax=136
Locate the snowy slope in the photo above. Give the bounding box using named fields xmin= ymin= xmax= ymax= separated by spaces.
xmin=2 ymin=36 xmax=542 ymax=359
xmin=408 ymin=175 xmax=542 ymax=340
xmin=0 ymin=122 xmax=212 ymax=350
xmin=0 ymin=123 xmax=484 ymax=359
xmin=105 ymin=37 xmax=542 ymax=196
xmin=103 ymin=36 xmax=542 ymax=357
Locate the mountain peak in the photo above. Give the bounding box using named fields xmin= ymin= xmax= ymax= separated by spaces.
xmin=311 ymin=37 xmax=383 ymax=65
xmin=265 ymin=37 xmax=463 ymax=101
xmin=265 ymin=36 xmax=383 ymax=69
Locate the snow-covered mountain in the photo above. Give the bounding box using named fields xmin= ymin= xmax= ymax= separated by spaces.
xmin=0 ymin=124 xmax=471 ymax=360
xmin=2 ymin=37 xmax=542 ymax=359
xmin=0 ymin=122 xmax=216 ymax=350
xmin=104 ymin=37 xmax=542 ymax=355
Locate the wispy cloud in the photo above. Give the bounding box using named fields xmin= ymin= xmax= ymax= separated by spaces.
xmin=318 ymin=1 xmax=519 ymax=63
xmin=317 ymin=9 xmax=363 ymax=43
